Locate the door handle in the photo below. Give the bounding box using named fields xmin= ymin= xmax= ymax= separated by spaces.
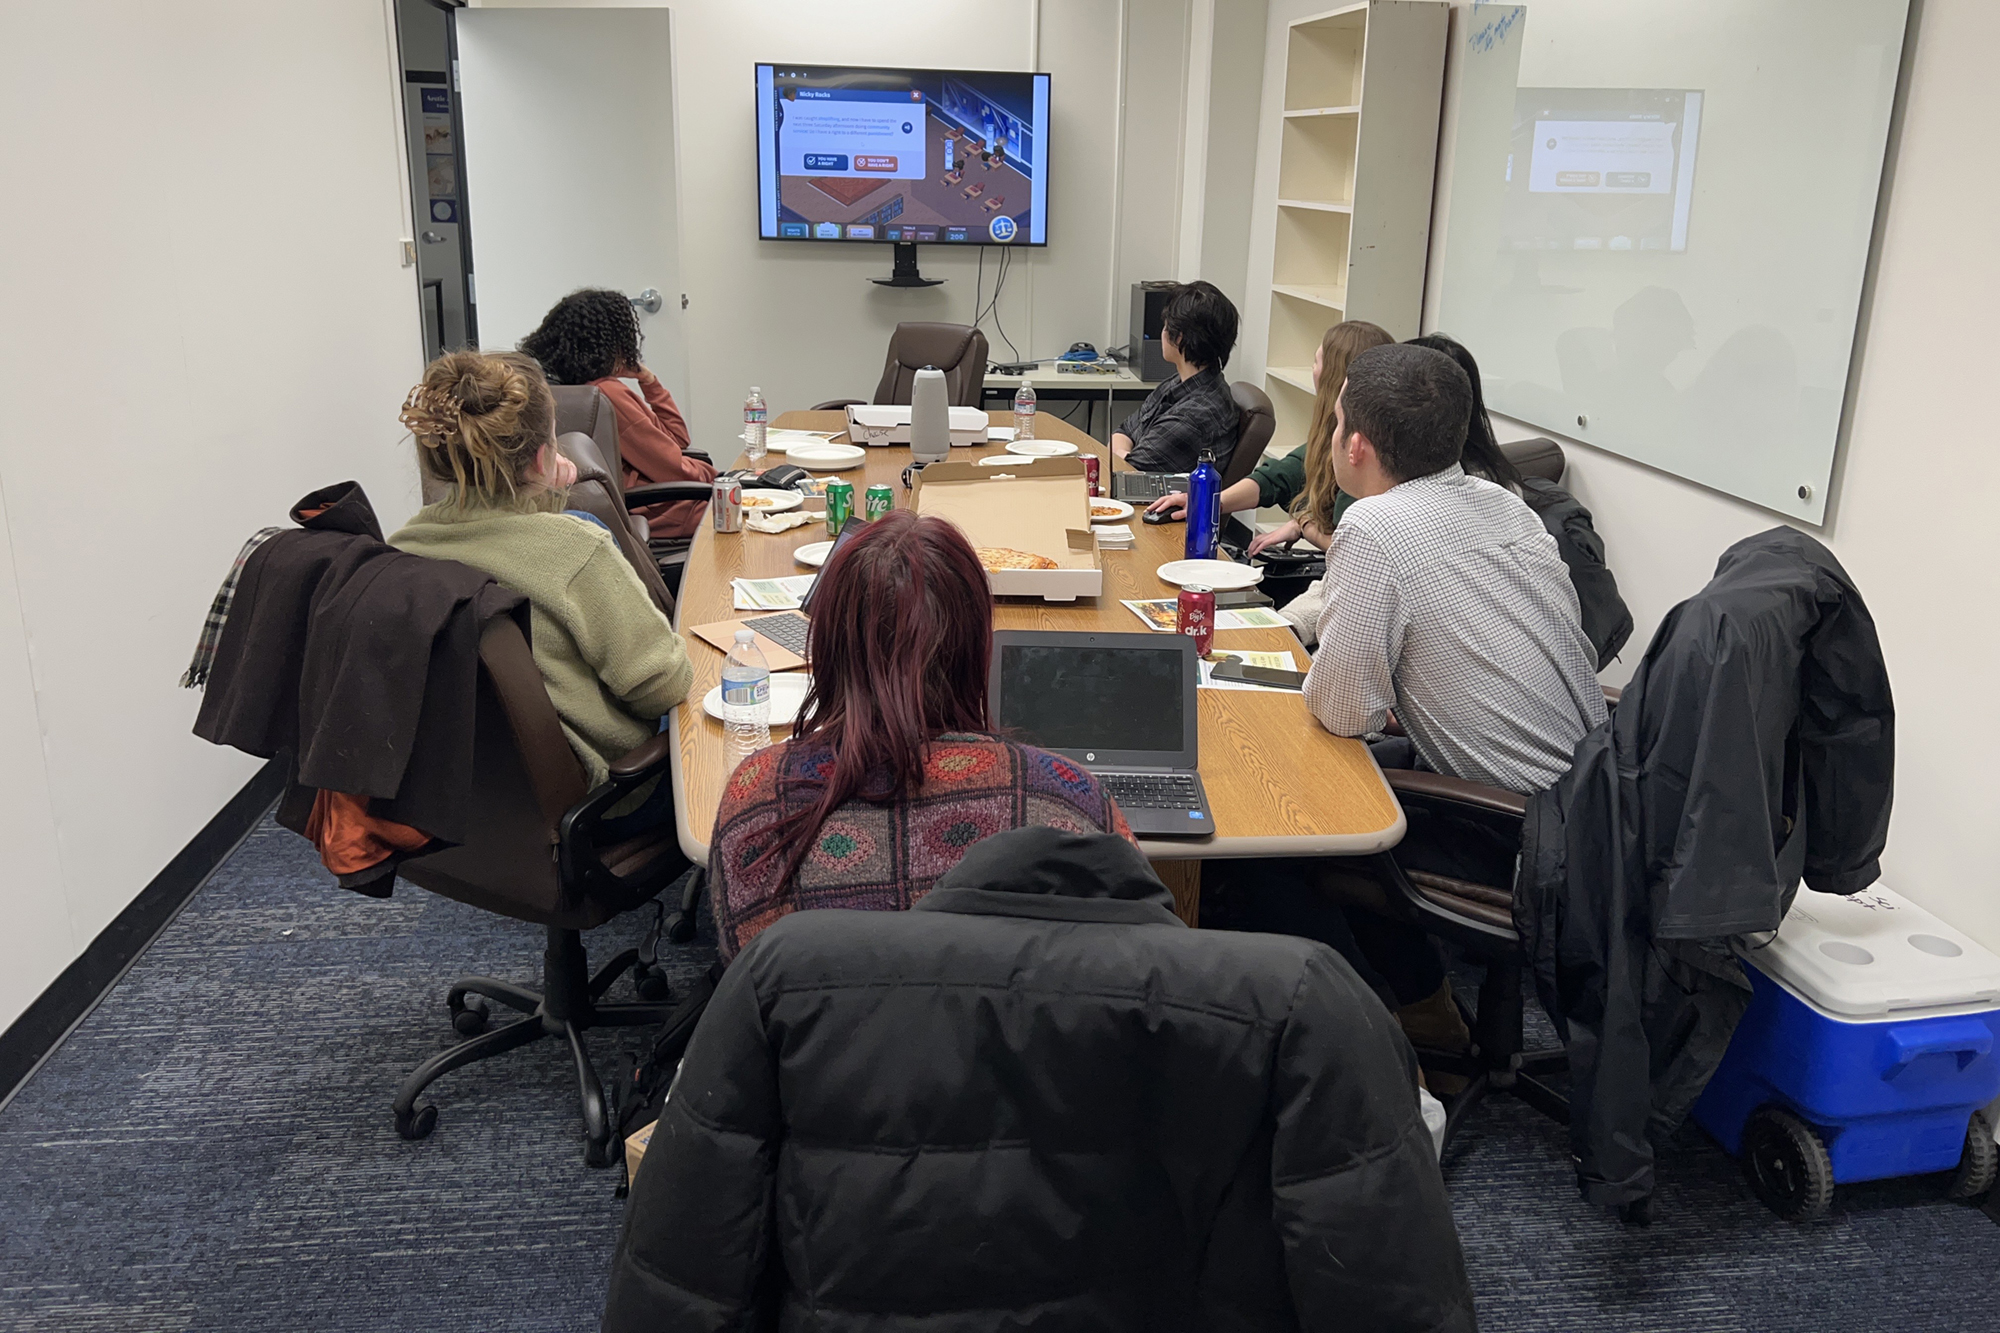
xmin=421 ymin=230 xmax=448 ymax=244
xmin=629 ymin=287 xmax=663 ymax=315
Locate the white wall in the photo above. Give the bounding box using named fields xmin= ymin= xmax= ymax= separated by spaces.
xmin=1414 ymin=1 xmax=2000 ymax=949
xmin=470 ymin=0 xmax=1210 ymax=445
xmin=0 ymin=1 xmax=426 ymax=1032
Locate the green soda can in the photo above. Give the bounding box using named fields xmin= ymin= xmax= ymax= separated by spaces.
xmin=864 ymin=484 xmax=894 ymax=523
xmin=825 ymin=479 xmax=855 ymax=536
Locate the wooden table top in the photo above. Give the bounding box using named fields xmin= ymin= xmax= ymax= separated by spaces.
xmin=667 ymin=409 xmax=1404 ymax=864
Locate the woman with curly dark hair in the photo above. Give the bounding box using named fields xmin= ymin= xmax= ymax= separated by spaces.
xmin=519 ymin=288 xmax=715 ymax=541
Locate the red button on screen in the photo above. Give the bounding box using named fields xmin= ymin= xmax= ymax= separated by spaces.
xmin=854 ymin=155 xmax=898 ymax=172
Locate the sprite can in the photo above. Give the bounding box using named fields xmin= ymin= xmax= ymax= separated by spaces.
xmin=825 ymin=479 xmax=855 ymax=536
xmin=864 ymin=484 xmax=894 ymax=523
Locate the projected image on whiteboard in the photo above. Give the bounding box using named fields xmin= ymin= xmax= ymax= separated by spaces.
xmin=1504 ymin=89 xmax=1702 ymax=252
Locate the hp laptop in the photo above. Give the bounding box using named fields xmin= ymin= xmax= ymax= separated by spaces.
xmin=989 ymin=630 xmax=1215 ymax=837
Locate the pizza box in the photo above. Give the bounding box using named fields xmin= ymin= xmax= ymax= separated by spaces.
xmin=914 ymin=456 xmax=1103 ymax=602
xmin=846 ymin=403 xmax=990 ymax=447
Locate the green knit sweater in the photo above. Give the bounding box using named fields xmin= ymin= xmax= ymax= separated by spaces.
xmin=390 ymin=501 xmax=693 ymax=787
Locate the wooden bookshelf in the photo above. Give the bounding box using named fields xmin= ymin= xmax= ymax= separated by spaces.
xmin=1256 ymin=1 xmax=1447 ymax=452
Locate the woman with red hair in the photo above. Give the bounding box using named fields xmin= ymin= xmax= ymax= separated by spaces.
xmin=707 ymin=511 xmax=1135 ymax=962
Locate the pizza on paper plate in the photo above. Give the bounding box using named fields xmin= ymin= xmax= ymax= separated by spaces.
xmin=1090 ymin=503 xmax=1125 ymax=519
xmin=976 ymin=547 xmax=1060 ymax=572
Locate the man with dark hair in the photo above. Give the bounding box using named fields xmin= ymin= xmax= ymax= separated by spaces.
xmin=1303 ymin=343 xmax=1604 ymax=791
xmin=1113 ymin=280 xmax=1241 ymax=473
xmin=1214 ymin=343 xmax=1605 ymax=1061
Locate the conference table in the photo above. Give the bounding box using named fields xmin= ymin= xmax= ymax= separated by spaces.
xmin=668 ymin=408 xmax=1405 ymax=924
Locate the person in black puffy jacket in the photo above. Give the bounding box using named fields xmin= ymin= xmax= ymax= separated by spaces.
xmin=603 ymin=827 xmax=1475 ymax=1332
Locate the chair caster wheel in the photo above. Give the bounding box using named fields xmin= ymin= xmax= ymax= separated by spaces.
xmin=451 ymin=996 xmax=489 ymax=1036
xmin=665 ymin=912 xmax=696 ymax=945
xmin=585 ymin=1134 xmax=613 ymax=1169
xmin=397 ymin=1103 xmax=438 ymax=1141
xmin=635 ymin=970 xmax=672 ymax=1002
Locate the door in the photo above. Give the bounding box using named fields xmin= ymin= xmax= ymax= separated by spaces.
xmin=454 ymin=7 xmax=690 ymax=412
xmin=395 ymin=0 xmax=475 ymax=359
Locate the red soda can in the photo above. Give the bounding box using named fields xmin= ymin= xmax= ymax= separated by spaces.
xmin=1176 ymin=584 xmax=1215 ymax=654
xmin=1084 ymin=453 xmax=1101 ymax=498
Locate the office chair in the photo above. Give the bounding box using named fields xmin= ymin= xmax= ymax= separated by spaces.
xmin=390 ymin=613 xmax=707 ymax=1167
xmin=1218 ymin=381 xmax=1277 ymax=489
xmin=812 ymin=321 xmax=991 ymax=410
xmin=555 ymin=432 xmax=680 ymax=620
xmin=1348 ymin=684 xmax=1634 ymax=1210
xmin=552 ymin=384 xmax=712 ymax=597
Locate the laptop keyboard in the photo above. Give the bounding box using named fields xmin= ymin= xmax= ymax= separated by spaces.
xmin=1099 ymin=773 xmax=1204 ymax=811
xmin=750 ymin=611 xmax=811 ymax=658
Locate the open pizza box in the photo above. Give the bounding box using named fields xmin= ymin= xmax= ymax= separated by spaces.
xmin=914 ymin=456 xmax=1103 ymax=602
xmin=846 ymin=403 xmax=990 ymax=447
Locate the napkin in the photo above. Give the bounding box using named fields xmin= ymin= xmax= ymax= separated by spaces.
xmin=744 ymin=509 xmax=825 ymax=534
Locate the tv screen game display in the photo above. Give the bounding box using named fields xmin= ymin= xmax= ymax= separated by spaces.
xmin=756 ymin=64 xmax=1051 ymax=246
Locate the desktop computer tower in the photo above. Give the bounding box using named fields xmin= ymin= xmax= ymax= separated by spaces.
xmin=1130 ymin=281 xmax=1176 ymax=383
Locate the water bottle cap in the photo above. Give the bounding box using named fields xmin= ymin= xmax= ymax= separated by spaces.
xmin=749 ymin=386 xmax=761 ymax=395
xmin=734 ymin=629 xmax=756 ymax=643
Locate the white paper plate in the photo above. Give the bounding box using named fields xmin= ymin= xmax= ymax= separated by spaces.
xmin=793 ymin=540 xmax=835 ymax=567
xmin=976 ymin=454 xmax=1038 ymax=467
xmin=738 ymin=488 xmax=803 ymax=514
xmin=787 ymin=442 xmax=868 ymax=471
xmin=1088 ymin=498 xmax=1135 ymax=523
xmin=1156 ymin=558 xmax=1264 ymax=591
xmin=1006 ymin=439 xmax=1079 ymax=458
xmin=701 ymin=672 xmax=812 ymax=727
xmin=738 ymin=428 xmax=839 ymax=454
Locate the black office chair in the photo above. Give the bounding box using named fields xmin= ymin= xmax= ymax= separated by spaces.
xmin=813 ymin=321 xmax=990 ymax=410
xmin=388 ymin=614 xmax=707 ymax=1167
xmin=1218 ymin=381 xmax=1277 ymax=489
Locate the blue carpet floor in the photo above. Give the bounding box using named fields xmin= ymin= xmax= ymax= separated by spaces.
xmin=1 ymin=814 xmax=1996 ymax=1331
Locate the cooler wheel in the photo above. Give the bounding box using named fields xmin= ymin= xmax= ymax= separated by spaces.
xmin=1946 ymin=1110 xmax=1997 ymax=1203
xmin=1741 ymin=1106 xmax=1833 ymax=1222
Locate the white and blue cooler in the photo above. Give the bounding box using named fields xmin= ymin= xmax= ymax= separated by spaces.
xmin=1693 ymin=885 xmax=2000 ymax=1219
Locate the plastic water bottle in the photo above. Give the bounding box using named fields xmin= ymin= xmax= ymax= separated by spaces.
xmin=1012 ymin=384 xmax=1037 ymax=440
xmin=743 ymin=386 xmax=768 ymax=467
xmin=721 ymin=630 xmax=771 ymax=764
xmin=1184 ymin=442 xmax=1223 ymax=560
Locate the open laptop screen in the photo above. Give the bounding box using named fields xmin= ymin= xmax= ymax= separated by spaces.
xmin=994 ymin=638 xmax=1186 ymax=758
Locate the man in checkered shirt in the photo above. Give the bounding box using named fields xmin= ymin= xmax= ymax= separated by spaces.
xmin=1219 ymin=343 xmax=1604 ymax=1060
xmin=1303 ymin=342 xmax=1606 ymax=792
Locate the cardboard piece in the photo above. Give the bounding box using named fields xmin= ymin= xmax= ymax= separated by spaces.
xmin=915 ymin=457 xmax=1103 ymax=601
xmin=846 ymin=403 xmax=989 ymax=448
xmin=688 ymin=614 xmax=808 ymax=669
xmin=625 ymin=1119 xmax=656 ymax=1179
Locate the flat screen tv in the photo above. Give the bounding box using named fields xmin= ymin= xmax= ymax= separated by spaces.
xmin=756 ymin=64 xmax=1051 ymax=250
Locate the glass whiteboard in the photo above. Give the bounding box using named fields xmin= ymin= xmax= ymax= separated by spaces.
xmin=1432 ymin=0 xmax=1909 ymax=522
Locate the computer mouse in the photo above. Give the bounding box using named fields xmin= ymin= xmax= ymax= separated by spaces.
xmin=1142 ymin=507 xmax=1174 ymax=525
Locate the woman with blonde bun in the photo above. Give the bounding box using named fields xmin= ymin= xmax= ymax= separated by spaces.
xmin=391 ymin=350 xmax=693 ymax=801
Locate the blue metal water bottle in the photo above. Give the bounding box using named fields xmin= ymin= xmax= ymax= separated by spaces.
xmin=1184 ymin=443 xmax=1223 ymax=560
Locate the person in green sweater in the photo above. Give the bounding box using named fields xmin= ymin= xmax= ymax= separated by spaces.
xmin=1144 ymin=320 xmax=1393 ymax=550
xmin=390 ymin=350 xmax=693 ymax=798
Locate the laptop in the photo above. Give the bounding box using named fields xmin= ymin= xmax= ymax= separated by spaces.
xmin=989 ymin=630 xmax=1215 ymax=837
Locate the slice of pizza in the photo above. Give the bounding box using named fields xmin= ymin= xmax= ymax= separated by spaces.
xmin=975 ymin=546 xmax=1060 ymax=572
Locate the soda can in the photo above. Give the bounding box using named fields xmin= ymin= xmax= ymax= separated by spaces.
xmin=1176 ymin=584 xmax=1216 ymax=655
xmin=1083 ymin=453 xmax=1101 ymax=498
xmin=711 ymin=476 xmax=743 ymax=533
xmin=825 ymin=479 xmax=855 ymax=536
xmin=864 ymin=484 xmax=894 ymax=522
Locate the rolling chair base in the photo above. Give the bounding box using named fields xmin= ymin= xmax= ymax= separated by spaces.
xmin=392 ymin=924 xmax=675 ymax=1167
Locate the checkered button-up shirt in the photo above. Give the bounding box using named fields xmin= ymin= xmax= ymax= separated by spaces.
xmin=1302 ymin=465 xmax=1607 ymax=793
xmin=1122 ymin=365 xmax=1241 ymax=473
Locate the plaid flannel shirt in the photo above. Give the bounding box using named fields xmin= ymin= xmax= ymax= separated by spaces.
xmin=181 ymin=528 xmax=284 ymax=688
xmin=1122 ymin=365 xmax=1240 ymax=474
